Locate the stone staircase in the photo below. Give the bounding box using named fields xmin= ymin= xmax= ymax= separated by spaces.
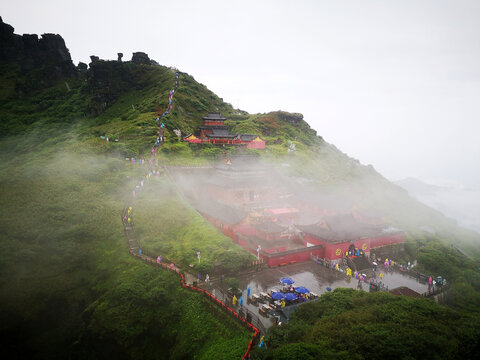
xmin=348 ymin=255 xmax=372 ymax=272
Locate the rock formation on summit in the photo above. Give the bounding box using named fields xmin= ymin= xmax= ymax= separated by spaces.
xmin=0 ymin=16 xmax=76 ymax=94
xmin=0 ymin=17 xmax=75 ymax=74
xmin=131 ymin=51 xmax=151 ymax=65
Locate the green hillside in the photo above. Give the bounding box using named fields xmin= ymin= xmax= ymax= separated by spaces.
xmin=1 ymin=17 xmax=480 ymax=359
xmin=253 ymin=288 xmax=480 ymax=359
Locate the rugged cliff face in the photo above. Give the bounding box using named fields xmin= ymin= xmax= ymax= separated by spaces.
xmin=0 ymin=16 xmax=76 ymax=95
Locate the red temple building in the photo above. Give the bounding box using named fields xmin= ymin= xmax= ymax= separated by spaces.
xmin=173 ymin=156 xmax=403 ymax=267
xmin=297 ymin=213 xmax=403 ymax=261
xmin=183 ymin=113 xmax=266 ymax=148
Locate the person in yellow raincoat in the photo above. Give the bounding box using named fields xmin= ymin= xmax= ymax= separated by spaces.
xmin=232 ymin=295 xmax=237 ymax=306
xmin=379 ymin=272 xmax=384 ymax=279
xmin=346 ymin=267 xmax=352 ymax=277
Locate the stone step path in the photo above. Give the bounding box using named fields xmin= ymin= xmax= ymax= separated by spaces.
xmin=151 ymin=67 xmax=180 ymax=154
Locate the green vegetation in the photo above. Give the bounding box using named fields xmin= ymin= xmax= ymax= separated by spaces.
xmin=407 ymin=236 xmax=480 ymax=312
xmin=253 ymin=288 xmax=480 ymax=360
xmin=133 ymin=177 xmax=254 ymax=273
xmin=85 ymin=262 xmax=252 ymax=360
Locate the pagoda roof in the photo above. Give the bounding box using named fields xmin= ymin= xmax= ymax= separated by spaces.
xmin=199 ymin=125 xmax=230 ymax=130
xmin=210 ymin=128 xmax=232 ymax=136
xmin=204 ymin=128 xmax=237 ymax=139
xmin=297 ymin=214 xmax=384 ymax=242
xmin=203 ymin=113 xmax=227 ymax=121
xmin=239 ymin=134 xmax=258 ymax=141
xmin=252 ymin=221 xmax=286 ymax=233
xmin=205 ymin=133 xmax=238 ymax=139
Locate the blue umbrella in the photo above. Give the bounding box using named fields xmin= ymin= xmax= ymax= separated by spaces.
xmin=280 ymin=277 xmax=294 ymax=285
xmin=271 ymin=292 xmax=285 ymax=300
xmin=295 ymin=286 xmax=310 ymax=294
xmin=326 ymin=287 xmax=332 ymax=292
xmin=285 ymin=292 xmax=298 ymax=301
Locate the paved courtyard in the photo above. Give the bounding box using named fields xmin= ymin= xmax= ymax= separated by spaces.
xmin=215 ymin=260 xmax=430 ymax=329
xmin=239 ymin=261 xmax=428 ymax=295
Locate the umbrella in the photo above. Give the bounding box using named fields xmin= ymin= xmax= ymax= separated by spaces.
xmin=271 ymin=292 xmax=285 ymax=300
xmin=285 ymin=292 xmax=298 ymax=301
xmin=280 ymin=277 xmax=294 ymax=285
xmin=295 ymin=286 xmax=310 ymax=294
xmin=326 ymin=287 xmax=332 ymax=291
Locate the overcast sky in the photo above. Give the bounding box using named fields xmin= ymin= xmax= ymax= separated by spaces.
xmin=2 ymin=0 xmax=480 ymax=188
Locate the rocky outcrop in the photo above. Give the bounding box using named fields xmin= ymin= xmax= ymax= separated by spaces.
xmin=275 ymin=111 xmax=304 ymax=125
xmin=89 ymin=55 xmax=100 ymax=64
xmin=0 ymin=16 xmax=76 ymax=94
xmin=81 ymin=51 xmax=156 ymax=115
xmin=85 ymin=60 xmax=138 ymax=115
xmin=0 ymin=17 xmax=75 ymax=73
xmin=131 ymin=51 xmax=150 ymax=65
xmin=77 ymin=62 xmax=88 ymax=72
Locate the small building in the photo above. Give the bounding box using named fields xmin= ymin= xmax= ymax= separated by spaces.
xmin=183 ymin=113 xmax=265 ymax=148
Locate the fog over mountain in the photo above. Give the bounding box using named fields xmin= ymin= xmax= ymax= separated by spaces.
xmin=1 ymin=0 xmax=480 ymax=189
xmin=396 ymin=177 xmax=480 ymax=234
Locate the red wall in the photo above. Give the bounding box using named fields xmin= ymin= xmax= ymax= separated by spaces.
xmin=263 ymin=247 xmax=324 ymax=267
xmin=204 ymin=121 xmax=225 ymax=126
xmin=304 ymin=234 xmax=372 ymax=260
xmin=323 ymin=241 xmax=370 ymax=260
xmin=247 ymin=141 xmax=266 ymax=149
xmin=234 ymin=223 xmax=257 ymax=237
xmin=370 ymin=233 xmax=403 ymax=248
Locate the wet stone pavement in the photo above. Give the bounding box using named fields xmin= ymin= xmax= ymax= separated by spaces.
xmin=213 ymin=260 xmax=430 ymax=329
